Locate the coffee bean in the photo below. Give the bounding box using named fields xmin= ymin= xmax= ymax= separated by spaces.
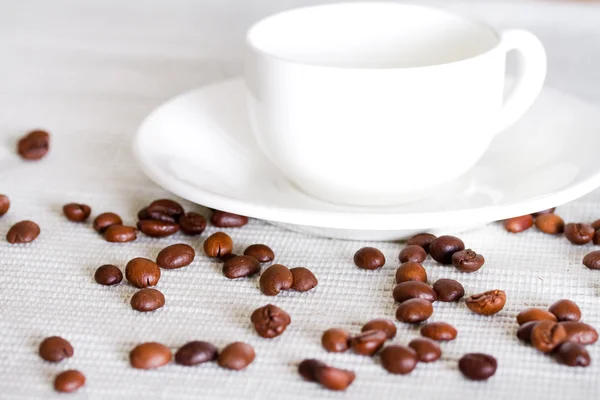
xmin=290 ymin=267 xmax=318 ymax=292
xmin=130 ymin=288 xmax=165 ymax=312
xmin=554 ymin=341 xmax=591 ymax=367
xmin=548 ymin=299 xmax=581 ymax=322
xmin=322 ymin=328 xmax=350 ymax=352
xmin=380 ymin=345 xmax=418 ymax=374
xmin=503 ymin=215 xmax=533 ymax=233
xmin=210 ymin=210 xmax=248 ymax=227
xmin=103 ymin=225 xmax=137 ymax=242
xmin=156 ymin=243 xmax=195 ymax=269
xmin=178 ymin=212 xmax=207 ymax=235
xmin=353 ymin=247 xmax=385 ymax=270
xmin=137 ymin=220 xmax=179 ymax=238
xmin=175 ymin=341 xmax=218 ymax=366
xmin=244 ymin=244 xmax=275 ymax=263
xmin=408 ymin=338 xmax=441 ymax=362
xmin=203 ymin=232 xmax=233 ymax=258
xmin=0 ymin=194 xmax=9 ymax=216
xmin=399 ymin=245 xmax=426 ymax=263
xmin=146 ymin=199 xmax=184 ymax=222
xmin=251 ymin=304 xmax=291 ymax=338
xmin=125 ymin=257 xmax=161 ymax=288
xmin=420 ymin=322 xmax=457 ymax=341
xmin=592 ymin=219 xmax=600 ymax=230
xmin=93 ymin=212 xmax=123 ymax=233
xmin=458 ymin=353 xmax=497 ymax=381
xmin=217 ymin=342 xmax=255 ymax=370
xmin=259 ymin=264 xmax=293 ymax=295
xmin=451 ymin=249 xmax=484 ymax=273
xmin=396 ymin=298 xmax=433 ymax=324
xmin=298 ymin=359 xmax=327 ymax=381
xmin=560 ymin=321 xmax=598 ymax=345
xmin=516 ymin=308 xmax=557 ymax=325
xmin=349 ymin=330 xmax=387 ymax=356
xmin=530 ymin=320 xmax=567 ymax=353
xmin=54 ymin=370 xmax=85 ymax=393
xmin=535 ymin=214 xmax=565 ymax=234
xmin=361 ymin=318 xmax=396 ymax=339
xmin=39 ymin=336 xmax=74 ymax=362
xmin=406 ymin=233 xmax=437 ymax=253
xmin=583 ymin=250 xmax=600 ymax=270
xmin=516 ymin=321 xmax=538 ymax=342
xmin=62 ymin=203 xmax=91 ymax=222
xmin=18 ymin=129 xmax=50 ymax=160
xmin=564 ymin=223 xmax=595 ymax=245
xmin=313 ymin=364 xmax=355 ymax=391
xmin=429 ymin=235 xmax=465 ymax=264
xmin=432 ymin=279 xmax=465 ymax=302
xmin=137 ymin=207 xmax=150 ymax=220
xmin=533 ymin=208 xmax=556 ymax=216
xmin=130 ymin=342 xmax=172 ymax=369
xmin=6 ymin=220 xmax=40 ymax=244
xmin=94 ymin=264 xmax=123 ymax=286
xmin=395 ymin=262 xmax=427 ymax=284
xmin=465 ymin=290 xmax=506 ymax=316
xmin=223 ymin=255 xmax=261 ymax=279
xmin=392 ymin=281 xmax=437 ymax=303
xmin=594 ymin=230 xmax=600 ymax=245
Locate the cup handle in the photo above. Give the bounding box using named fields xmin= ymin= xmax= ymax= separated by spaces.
xmin=495 ymin=29 xmax=547 ymax=133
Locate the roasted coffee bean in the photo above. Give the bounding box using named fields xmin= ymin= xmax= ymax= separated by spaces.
xmin=409 ymin=338 xmax=441 ymax=362
xmin=6 ymin=220 xmax=40 ymax=244
xmin=146 ymin=199 xmax=184 ymax=222
xmin=380 ymin=345 xmax=418 ymax=374
xmin=399 ymin=245 xmax=427 ymax=263
xmin=395 ymin=262 xmax=427 ymax=284
xmin=533 ymin=208 xmax=556 ymax=216
xmin=560 ymin=321 xmax=598 ymax=345
xmin=178 ymin=212 xmax=206 ymax=235
xmin=429 ymin=235 xmax=465 ymax=264
xmin=313 ymin=364 xmax=355 ymax=391
xmin=516 ymin=321 xmax=538 ymax=342
xmin=103 ymin=225 xmax=137 ymax=242
xmin=406 ymin=233 xmax=437 ymax=253
xmin=223 ymin=255 xmax=261 ymax=279
xmin=549 ymin=299 xmax=581 ymax=322
xmin=420 ymin=322 xmax=457 ymax=341
xmin=39 ymin=336 xmax=74 ymax=362
xmin=554 ymin=342 xmax=591 ymax=367
xmin=175 ymin=341 xmax=218 ymax=366
xmin=62 ymin=203 xmax=91 ymax=222
xmin=290 ymin=267 xmax=318 ymax=292
xmin=535 ymin=214 xmax=565 ymax=234
xmin=298 ymin=359 xmax=327 ymax=382
xmin=432 ymin=279 xmax=463 ymax=302
xmin=392 ymin=281 xmax=437 ymax=303
xmin=594 ymin=230 xmax=600 ymax=245
xmin=503 ymin=215 xmax=533 ymax=233
xmin=130 ymin=342 xmax=172 ymax=369
xmin=259 ymin=264 xmax=293 ymax=295
xmin=251 ymin=304 xmax=291 ymax=338
xmin=516 ymin=308 xmax=557 ymax=325
xmin=349 ymin=330 xmax=387 ymax=356
xmin=458 ymin=353 xmax=497 ymax=381
xmin=94 ymin=264 xmax=123 ymax=286
xmin=564 ymin=223 xmax=595 ymax=245
xmin=530 ymin=320 xmax=567 ymax=353
xmin=582 ymin=250 xmax=600 ymax=270
xmin=137 ymin=220 xmax=179 ymax=238
xmin=244 ymin=244 xmax=275 ymax=263
xmin=218 ymin=342 xmax=255 ymax=370
xmin=211 ymin=210 xmax=248 ymax=227
xmin=18 ymin=129 xmax=50 ymax=160
xmin=93 ymin=212 xmax=123 ymax=233
xmin=465 ymin=290 xmax=506 ymax=316
xmin=130 ymin=288 xmax=165 ymax=312
xmin=137 ymin=207 xmax=150 ymax=220
xmin=451 ymin=249 xmax=485 ymax=273
xmin=396 ymin=298 xmax=433 ymax=324
xmin=156 ymin=243 xmax=195 ymax=269
xmin=203 ymin=232 xmax=233 ymax=258
xmin=592 ymin=219 xmax=600 ymax=230
xmin=361 ymin=318 xmax=397 ymax=339
xmin=125 ymin=257 xmax=160 ymax=288
xmin=353 ymin=247 xmax=385 ymax=270
xmin=54 ymin=370 xmax=85 ymax=393
xmin=322 ymin=328 xmax=350 ymax=353
xmin=0 ymin=194 xmax=9 ymax=216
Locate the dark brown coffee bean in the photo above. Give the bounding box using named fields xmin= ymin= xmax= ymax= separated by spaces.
xmin=130 ymin=342 xmax=172 ymax=369
xmin=582 ymin=250 xmax=600 ymax=270
xmin=353 ymin=247 xmax=385 ymax=270
xmin=211 ymin=210 xmax=248 ymax=227
xmin=560 ymin=321 xmax=598 ymax=345
xmin=554 ymin=341 xmax=591 ymax=367
xmin=531 ymin=320 xmax=567 ymax=353
xmin=432 ymin=279 xmax=465 ymax=302
xmin=564 ymin=223 xmax=595 ymax=245
xmin=349 ymin=330 xmax=387 ymax=356
xmin=94 ymin=264 xmax=123 ymax=285
xmin=395 ymin=262 xmax=427 ymax=284
xmin=243 ymin=244 xmax=274 ymax=263
xmin=409 ymin=338 xmax=441 ymax=362
xmin=137 ymin=220 xmax=179 ymax=238
xmin=396 ymin=298 xmax=433 ymax=324
xmin=399 ymin=245 xmax=427 ymax=263
xmin=251 ymin=304 xmax=291 ymax=338
xmin=380 ymin=345 xmax=418 ymax=374
xmin=290 ymin=267 xmax=318 ymax=292
xmin=452 ymin=249 xmax=485 ymax=273
xmin=406 ymin=233 xmax=437 ymax=253
xmin=223 ymin=255 xmax=261 ymax=279
xmin=39 ymin=336 xmax=74 ymax=362
xmin=125 ymin=257 xmax=160 ymax=288
xmin=361 ymin=318 xmax=396 ymax=339
xmin=218 ymin=342 xmax=255 ymax=370
xmin=131 ymin=288 xmax=165 ymax=312
xmin=137 ymin=207 xmax=150 ymax=220
xmin=156 ymin=243 xmax=195 ymax=269
xmin=93 ymin=212 xmax=123 ymax=233
xmin=465 ymin=290 xmax=506 ymax=316
xmin=459 ymin=353 xmax=497 ymax=381
xmin=429 ymin=235 xmax=465 ymax=264
xmin=516 ymin=308 xmax=557 ymax=325
xmin=103 ymin=225 xmax=137 ymax=242
xmin=62 ymin=203 xmax=91 ymax=222
xmin=392 ymin=281 xmax=437 ymax=303
xmin=322 ymin=328 xmax=350 ymax=353
xmin=516 ymin=321 xmax=538 ymax=342
xmin=259 ymin=264 xmax=293 ymax=295
xmin=592 ymin=219 xmax=600 ymax=230
xmin=420 ymin=322 xmax=457 ymax=341
xmin=594 ymin=230 xmax=600 ymax=245
xmin=0 ymin=194 xmax=9 ymax=216
xmin=548 ymin=299 xmax=581 ymax=322
xmin=54 ymin=370 xmax=85 ymax=393
xmin=298 ymin=359 xmax=327 ymax=382
xmin=503 ymin=215 xmax=533 ymax=233
xmin=18 ymin=129 xmax=50 ymax=160
xmin=175 ymin=341 xmax=218 ymax=366
xmin=146 ymin=199 xmax=184 ymax=222
xmin=178 ymin=212 xmax=207 ymax=235
xmin=313 ymin=364 xmax=355 ymax=391
xmin=535 ymin=214 xmax=565 ymax=234
xmin=6 ymin=220 xmax=40 ymax=244
xmin=533 ymin=208 xmax=556 ymax=216
xmin=203 ymin=232 xmax=233 ymax=258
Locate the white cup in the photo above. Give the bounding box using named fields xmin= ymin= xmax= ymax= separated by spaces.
xmin=245 ymin=2 xmax=546 ymax=206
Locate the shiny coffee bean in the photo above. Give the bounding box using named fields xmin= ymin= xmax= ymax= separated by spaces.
xmin=93 ymin=212 xmax=123 ymax=233
xmin=223 ymin=255 xmax=261 ymax=279
xmin=554 ymin=342 xmax=591 ymax=367
xmin=395 ymin=262 xmax=427 ymax=284
xmin=349 ymin=330 xmax=387 ymax=356
xmin=432 ymin=279 xmax=464 ymax=302
xmin=203 ymin=232 xmax=233 ymax=258
xmin=406 ymin=233 xmax=437 ymax=253
xmin=178 ymin=212 xmax=207 ymax=235
xmin=244 ymin=244 xmax=275 ymax=263
xmin=564 ymin=223 xmax=595 ymax=245
xmin=429 ymin=235 xmax=465 ymax=264
xmin=290 ymin=267 xmax=318 ymax=292
xmin=452 ymin=249 xmax=485 ymax=273
xmin=251 ymin=304 xmax=291 ymax=338
xmin=582 ymin=250 xmax=600 ymax=270
xmin=396 ymin=298 xmax=433 ymax=324
xmin=392 ymin=281 xmax=437 ymax=303
xmin=103 ymin=225 xmax=137 ymax=242
xmin=420 ymin=322 xmax=457 ymax=341
xmin=516 ymin=308 xmax=557 ymax=325
xmin=125 ymin=257 xmax=160 ymax=288
xmin=130 ymin=342 xmax=172 ymax=369
xmin=63 ymin=203 xmax=91 ymax=222
xmin=211 ymin=210 xmax=248 ymax=227
xmin=146 ymin=199 xmax=184 ymax=222
xmin=409 ymin=338 xmax=441 ymax=362
xmin=516 ymin=321 xmax=538 ymax=342
xmin=156 ymin=243 xmax=195 ymax=269
xmin=137 ymin=220 xmax=179 ymax=238
xmin=218 ymin=342 xmax=255 ymax=370
xmin=503 ymin=215 xmax=533 ymax=233
xmin=535 ymin=214 xmax=565 ymax=234
xmin=0 ymin=194 xmax=9 ymax=216
xmin=6 ymin=220 xmax=40 ymax=244
xmin=175 ymin=341 xmax=218 ymax=366
xmin=548 ymin=299 xmax=581 ymax=322
xmin=380 ymin=345 xmax=418 ymax=374
xmin=94 ymin=264 xmax=123 ymax=285
xmin=259 ymin=264 xmax=293 ymax=295
xmin=361 ymin=318 xmax=397 ymax=339
xmin=560 ymin=321 xmax=598 ymax=345
xmin=354 ymin=247 xmax=385 ymax=270
xmin=130 ymin=288 xmax=165 ymax=312
xmin=313 ymin=364 xmax=355 ymax=391
xmin=322 ymin=328 xmax=350 ymax=353
xmin=298 ymin=359 xmax=327 ymax=382
xmin=459 ymin=353 xmax=497 ymax=381
xmin=54 ymin=370 xmax=85 ymax=393
xmin=465 ymin=290 xmax=506 ymax=316
xmin=531 ymin=320 xmax=567 ymax=353
xmin=533 ymin=208 xmax=555 ymax=216
xmin=39 ymin=336 xmax=74 ymax=362
xmin=18 ymin=129 xmax=50 ymax=160
xmin=399 ymin=245 xmax=427 ymax=263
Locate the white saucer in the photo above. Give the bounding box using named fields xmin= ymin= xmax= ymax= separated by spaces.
xmin=133 ymin=78 xmax=600 ymax=241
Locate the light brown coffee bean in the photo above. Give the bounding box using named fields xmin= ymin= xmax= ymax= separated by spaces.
xmin=516 ymin=308 xmax=557 ymax=325
xmin=146 ymin=199 xmax=184 ymax=222
xmin=396 ymin=298 xmax=433 ymax=324
xmin=156 ymin=243 xmax=195 ymax=269
xmin=223 ymin=255 xmax=261 ymax=279
xmin=516 ymin=321 xmax=538 ymax=342
xmin=380 ymin=345 xmax=418 ymax=374
xmin=178 ymin=212 xmax=207 ymax=235
xmin=0 ymin=194 xmax=9 ymax=216
xmin=432 ymin=279 xmax=465 ymax=302
xmin=583 ymin=250 xmax=600 ymax=270
xmin=211 ymin=210 xmax=248 ymax=227
xmin=392 ymin=281 xmax=437 ymax=303
xmin=395 ymin=262 xmax=427 ymax=283
xmin=290 ymin=267 xmax=318 ymax=292
xmin=218 ymin=342 xmax=255 ymax=370
xmin=560 ymin=321 xmax=598 ymax=345
xmin=452 ymin=249 xmax=485 ymax=273
xmin=259 ymin=264 xmax=293 ymax=295
xmin=94 ymin=264 xmax=123 ymax=286
xmin=130 ymin=342 xmax=172 ymax=369
xmin=349 ymin=330 xmax=387 ymax=356
xmin=353 ymin=247 xmax=385 ymax=270
xmin=18 ymin=129 xmax=50 ymax=160
xmin=531 ymin=320 xmax=567 ymax=353
xmin=503 ymin=215 xmax=533 ymax=233
xmin=130 ymin=288 xmax=165 ymax=312
xmin=548 ymin=299 xmax=581 ymax=322
xmin=554 ymin=341 xmax=591 ymax=367
xmin=93 ymin=212 xmax=123 ymax=233
xmin=125 ymin=257 xmax=160 ymax=288
xmin=103 ymin=225 xmax=137 ymax=242
xmin=406 ymin=233 xmax=437 ymax=253
xmin=429 ymin=235 xmax=465 ymax=264
xmin=465 ymin=290 xmax=506 ymax=316
xmin=203 ymin=232 xmax=233 ymax=258
xmin=63 ymin=203 xmax=91 ymax=222
xmin=399 ymin=245 xmax=427 ymax=263
xmin=54 ymin=370 xmax=85 ymax=393
xmin=251 ymin=304 xmax=291 ymax=338
xmin=6 ymin=220 xmax=40 ymax=244
xmin=322 ymin=328 xmax=350 ymax=353
xmin=137 ymin=220 xmax=179 ymax=238
xmin=39 ymin=336 xmax=74 ymax=362
xmin=175 ymin=341 xmax=218 ymax=366
xmin=361 ymin=318 xmax=397 ymax=339
xmin=243 ymin=244 xmax=275 ymax=263
xmin=420 ymin=322 xmax=457 ymax=341
xmin=535 ymin=214 xmax=565 ymax=234
xmin=409 ymin=338 xmax=441 ymax=362
xmin=564 ymin=223 xmax=595 ymax=245
xmin=313 ymin=364 xmax=355 ymax=391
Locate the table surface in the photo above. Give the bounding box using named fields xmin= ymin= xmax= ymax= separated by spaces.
xmin=2 ymin=0 xmax=600 ymax=399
